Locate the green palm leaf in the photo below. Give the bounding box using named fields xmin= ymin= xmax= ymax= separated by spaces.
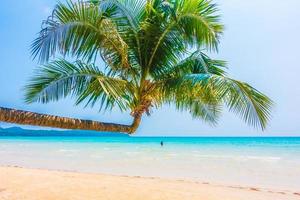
xmin=180 ymin=74 xmax=273 ymax=130
xmin=31 ymin=1 xmax=129 ymax=68
xmin=153 ymin=50 xmax=226 ymax=79
xmin=25 ymin=59 xmax=132 ymax=111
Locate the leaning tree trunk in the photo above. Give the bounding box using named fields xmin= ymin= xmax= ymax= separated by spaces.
xmin=0 ymin=107 xmax=141 ymax=134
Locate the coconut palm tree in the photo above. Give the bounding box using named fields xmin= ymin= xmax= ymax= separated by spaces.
xmin=0 ymin=0 xmax=272 ymax=134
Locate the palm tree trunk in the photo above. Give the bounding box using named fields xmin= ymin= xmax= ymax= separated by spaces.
xmin=129 ymin=113 xmax=142 ymax=134
xmin=0 ymin=107 xmax=141 ymax=134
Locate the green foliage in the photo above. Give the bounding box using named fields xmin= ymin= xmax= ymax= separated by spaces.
xmin=26 ymin=0 xmax=273 ymax=130
xmin=25 ymin=60 xmax=132 ymax=111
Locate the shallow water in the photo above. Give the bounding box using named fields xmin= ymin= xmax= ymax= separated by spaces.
xmin=0 ymin=136 xmax=300 ymax=191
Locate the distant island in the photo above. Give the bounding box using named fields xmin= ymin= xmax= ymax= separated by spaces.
xmin=0 ymin=127 xmax=128 ymax=137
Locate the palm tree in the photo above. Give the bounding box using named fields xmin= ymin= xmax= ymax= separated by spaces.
xmin=0 ymin=0 xmax=272 ymax=134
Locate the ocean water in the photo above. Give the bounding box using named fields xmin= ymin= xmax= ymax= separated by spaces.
xmin=0 ymin=136 xmax=300 ymax=191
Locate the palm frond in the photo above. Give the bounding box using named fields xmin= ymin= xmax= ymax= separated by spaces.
xmin=31 ymin=0 xmax=129 ymax=68
xmin=25 ymin=59 xmax=132 ymax=111
xmin=176 ymin=0 xmax=224 ymax=50
xmin=153 ymin=50 xmax=226 ymax=80
xmin=97 ymin=0 xmax=147 ymax=79
xmin=179 ymin=74 xmax=273 ymax=130
xmin=141 ymin=0 xmax=223 ymax=78
xmin=176 ymin=98 xmax=222 ymax=125
xmin=165 ymin=85 xmax=222 ymax=125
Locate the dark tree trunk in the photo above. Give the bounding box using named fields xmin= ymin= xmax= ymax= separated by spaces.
xmin=0 ymin=107 xmax=141 ymax=134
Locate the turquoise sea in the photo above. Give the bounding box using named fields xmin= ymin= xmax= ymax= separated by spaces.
xmin=0 ymin=136 xmax=300 ymax=191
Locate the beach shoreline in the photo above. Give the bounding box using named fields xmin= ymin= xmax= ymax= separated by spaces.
xmin=0 ymin=166 xmax=299 ymax=200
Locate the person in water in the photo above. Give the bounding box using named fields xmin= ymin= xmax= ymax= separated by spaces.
xmin=160 ymin=141 xmax=164 ymax=146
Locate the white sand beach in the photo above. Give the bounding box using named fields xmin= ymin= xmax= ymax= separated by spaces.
xmin=0 ymin=166 xmax=299 ymax=200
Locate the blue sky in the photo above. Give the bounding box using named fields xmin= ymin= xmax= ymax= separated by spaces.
xmin=0 ymin=0 xmax=300 ymax=136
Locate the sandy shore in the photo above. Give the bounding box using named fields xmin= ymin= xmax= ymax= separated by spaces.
xmin=0 ymin=166 xmax=299 ymax=200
